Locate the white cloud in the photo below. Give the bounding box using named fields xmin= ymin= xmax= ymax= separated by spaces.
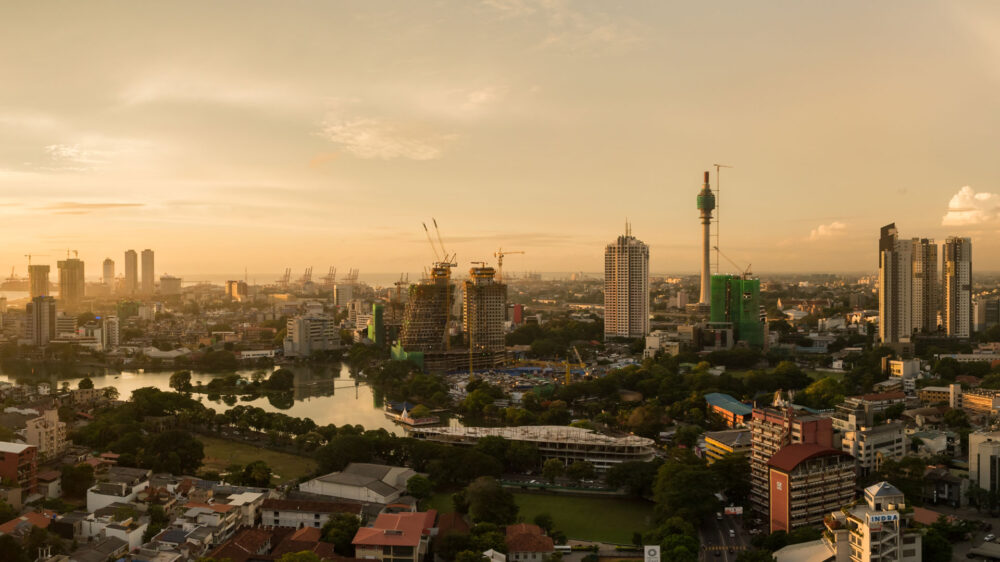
xmin=942 ymin=186 xmax=1000 ymax=226
xmin=44 ymin=143 xmax=109 ymax=172
xmin=484 ymin=0 xmax=643 ymax=52
xmin=320 ymin=117 xmax=454 ymax=160
xmin=807 ymin=221 xmax=847 ymax=241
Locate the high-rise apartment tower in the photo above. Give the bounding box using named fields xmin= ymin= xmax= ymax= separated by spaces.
xmin=28 ymin=264 xmax=50 ymax=299
xmin=124 ymin=250 xmax=138 ymax=295
xmin=603 ymin=226 xmax=649 ymax=339
xmin=102 ymin=258 xmax=115 ymax=289
xmin=943 ymin=236 xmax=972 ymax=338
xmin=141 ymin=249 xmax=154 ymax=295
xmin=57 ymin=258 xmax=85 ymax=310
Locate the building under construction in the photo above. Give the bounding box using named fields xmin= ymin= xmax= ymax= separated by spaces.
xmin=464 ymin=265 xmax=507 ymax=362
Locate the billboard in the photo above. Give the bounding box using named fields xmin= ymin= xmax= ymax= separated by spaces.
xmin=724 ymin=506 xmax=744 ymax=515
xmin=644 ymin=545 xmax=660 ymax=562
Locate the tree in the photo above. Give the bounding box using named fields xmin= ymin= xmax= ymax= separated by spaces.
xmin=0 ymin=534 xmax=26 ymax=562
xmin=406 ymin=474 xmax=433 ymax=502
xmin=241 ymin=461 xmax=273 ymax=487
xmin=138 ymin=430 xmax=204 ymax=474
xmin=103 ymin=386 xmax=119 ymax=400
xmin=710 ymin=454 xmax=751 ymax=504
xmin=533 ymin=513 xmax=554 ymax=534
xmin=653 ymin=449 xmax=718 ymax=522
xmin=542 ymin=459 xmax=564 ymax=483
xmin=277 ymin=552 xmax=322 ymax=562
xmin=78 ymin=377 xmax=94 ymax=389
xmin=565 ymin=461 xmax=595 ymax=483
xmin=169 ymin=371 xmax=192 ymax=392
xmin=921 ymin=528 xmax=951 ymax=562
xmin=61 ymin=463 xmax=95 ymax=497
xmin=736 ymin=550 xmax=776 ymax=562
xmin=465 ymin=477 xmax=518 ymax=524
xmin=605 ymin=461 xmax=660 ymax=497
xmin=0 ymin=499 xmax=16 ymax=524
xmin=673 ymin=425 xmax=702 ymax=448
xmin=321 ymin=513 xmax=361 ymax=556
xmin=505 ymin=441 xmax=540 ymax=473
xmin=455 ymin=551 xmax=487 ymax=562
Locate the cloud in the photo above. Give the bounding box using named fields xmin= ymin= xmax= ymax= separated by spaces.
xmin=941 ymin=186 xmax=1000 ymax=226
xmin=807 ymin=221 xmax=847 ymax=241
xmin=41 ymin=202 xmax=144 ymax=215
xmin=320 ymin=117 xmax=454 ymax=160
xmin=484 ymin=0 xmax=643 ymax=52
xmin=44 ymin=144 xmax=108 ymax=171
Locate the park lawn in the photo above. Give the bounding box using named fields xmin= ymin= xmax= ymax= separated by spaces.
xmin=512 ymin=493 xmax=655 ymax=544
xmin=197 ymin=435 xmax=318 ymax=482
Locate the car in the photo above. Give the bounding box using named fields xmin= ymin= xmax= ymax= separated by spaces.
xmin=729 ymin=529 xmax=736 ymax=538
xmin=716 ymin=512 xmax=723 ymax=521
xmin=985 ymin=534 xmax=996 ymax=542
xmin=714 ymin=551 xmax=721 ymax=558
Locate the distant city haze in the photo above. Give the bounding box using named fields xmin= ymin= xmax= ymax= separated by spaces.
xmin=2 ymin=1 xmax=1000 ymax=274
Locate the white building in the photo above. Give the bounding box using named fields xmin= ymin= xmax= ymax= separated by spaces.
xmin=283 ymin=315 xmax=339 ymax=358
xmin=603 ymin=226 xmax=649 ymax=339
xmin=300 ymin=463 xmax=416 ymax=504
xmin=969 ymin=429 xmax=1000 ymax=495
xmin=24 ymin=409 xmax=67 ymax=462
xmin=102 ymin=315 xmax=120 ymax=349
xmin=879 ymin=223 xmax=912 ymax=344
xmin=943 ymin=236 xmax=972 ymax=338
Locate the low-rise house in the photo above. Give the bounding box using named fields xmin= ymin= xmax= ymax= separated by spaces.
xmin=178 ymin=502 xmax=240 ymax=544
xmin=37 ymin=469 xmax=61 ymax=499
xmin=353 ymin=510 xmax=437 ymax=562
xmin=505 ymin=523 xmax=555 ymax=562
xmin=262 ymin=498 xmax=363 ymax=529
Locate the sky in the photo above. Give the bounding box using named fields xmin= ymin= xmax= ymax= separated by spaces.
xmin=2 ymin=0 xmax=1000 ymax=279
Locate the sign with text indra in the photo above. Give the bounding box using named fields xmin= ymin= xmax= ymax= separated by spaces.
xmin=870 ymin=513 xmax=899 ymax=524
xmin=644 ymin=545 xmax=660 ymax=562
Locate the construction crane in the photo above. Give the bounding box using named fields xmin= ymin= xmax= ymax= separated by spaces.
xmin=422 ymin=220 xmax=457 ymax=350
xmin=24 ymin=254 xmax=49 ymax=266
xmin=393 ymin=273 xmax=409 ymax=301
xmin=572 ymin=346 xmax=591 ymax=378
xmin=422 ymin=223 xmax=441 ymax=261
xmin=712 ymin=245 xmax=751 ymax=278
xmin=321 ymin=266 xmax=337 ymax=287
xmin=563 ymin=354 xmax=586 ymax=385
xmin=494 ymin=248 xmax=525 ymax=283
xmin=712 ymin=163 xmax=733 ymax=275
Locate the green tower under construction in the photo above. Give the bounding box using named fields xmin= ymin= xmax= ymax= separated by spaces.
xmin=710 ymin=274 xmax=764 ymax=347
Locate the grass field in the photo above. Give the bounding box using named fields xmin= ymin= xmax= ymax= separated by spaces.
xmin=427 ymin=492 xmax=655 ymax=544
xmin=197 ymin=435 xmax=318 ymax=482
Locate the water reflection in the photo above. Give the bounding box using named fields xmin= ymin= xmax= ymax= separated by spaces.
xmin=0 ymin=363 xmax=401 ymax=434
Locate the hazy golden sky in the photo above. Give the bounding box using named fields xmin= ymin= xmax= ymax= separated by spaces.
xmin=2 ymin=1 xmax=1000 ymax=278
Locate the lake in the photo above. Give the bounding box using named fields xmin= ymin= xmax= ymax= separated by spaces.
xmin=0 ymin=363 xmax=403 ymax=434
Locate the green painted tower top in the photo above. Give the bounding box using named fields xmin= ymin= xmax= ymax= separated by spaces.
xmin=697 ymin=170 xmax=715 ymax=213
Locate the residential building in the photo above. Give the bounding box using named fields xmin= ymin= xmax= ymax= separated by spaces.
xmin=37 ymin=470 xmax=61 ymax=499
xmin=878 ymin=223 xmax=912 ymax=344
xmin=943 ymin=236 xmax=972 ymax=338
xmin=25 ymin=296 xmax=57 ymax=346
xmin=917 ymin=384 xmax=961 ymax=408
xmin=969 ymin=430 xmax=1000 ymax=496
xmin=840 ymin=421 xmax=905 ymax=476
xmin=226 ymin=280 xmax=249 ymax=302
xmin=283 ymin=315 xmax=339 ymax=357
xmin=962 ymin=388 xmax=1000 ymax=419
xmin=352 ymin=510 xmax=437 ymax=562
xmin=603 ymin=226 xmax=649 ymax=339
xmin=28 ymin=264 xmax=50 ymax=298
xmin=141 ymin=249 xmax=155 ymax=295
xmin=922 ymin=465 xmax=964 ymax=508
xmin=505 ymin=523 xmax=555 ymax=561
xmin=767 ymin=443 xmax=855 ymax=533
xmin=0 ymin=442 xmax=37 ymax=500
xmin=885 ymin=359 xmax=920 ymax=379
xmin=749 ymin=407 xmax=833 ymax=514
xmin=102 ymin=315 xmax=120 ymax=349
xmin=911 ymin=237 xmax=938 ymax=334
xmin=704 ymin=393 xmax=753 ymax=428
xmin=25 ymin=409 xmax=67 ymax=462
xmin=57 ymin=257 xmax=86 ymax=310
xmin=124 ymin=250 xmax=138 ymax=295
xmin=975 ymin=296 xmax=1000 ymax=333
xmin=820 ymin=482 xmax=921 ymax=562
xmin=703 ymin=429 xmax=751 ymax=465
xmin=409 ymin=425 xmax=656 ymax=473
xmin=463 ymin=266 xmax=507 ymax=355
xmin=300 ymin=463 xmax=417 ymax=504
xmin=102 ymin=258 xmax=115 ymax=289
xmin=260 ymin=498 xmax=361 ymax=529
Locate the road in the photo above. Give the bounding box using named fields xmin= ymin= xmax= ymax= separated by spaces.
xmin=699 ymin=514 xmax=750 ymax=562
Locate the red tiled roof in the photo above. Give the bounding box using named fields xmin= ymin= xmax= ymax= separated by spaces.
xmin=767 ymin=443 xmax=852 ymax=472
xmin=353 ymin=510 xmax=437 ymax=547
xmin=208 ymin=527 xmax=272 ymax=562
xmin=505 ymin=523 xmax=554 ymax=553
xmin=186 ymin=502 xmax=235 ymax=513
xmin=290 ymin=526 xmax=322 ymax=542
xmin=37 ymin=470 xmax=61 ymax=482
xmin=0 ymin=510 xmax=57 ymax=534
xmin=911 ymin=507 xmax=956 ymax=527
xmin=436 ymin=512 xmax=470 ymax=536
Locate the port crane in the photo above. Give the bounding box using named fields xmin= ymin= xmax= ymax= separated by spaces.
xmin=493 ymin=248 xmax=525 ymax=283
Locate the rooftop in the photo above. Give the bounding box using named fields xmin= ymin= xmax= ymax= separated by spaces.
xmin=704 ymin=429 xmax=751 ymax=449
xmin=704 ymin=393 xmax=753 ymax=416
xmin=767 ymin=443 xmax=852 ymax=472
xmin=410 ymin=425 xmax=654 ymax=447
xmin=262 ymin=498 xmax=362 ymax=515
xmin=0 ymin=441 xmax=32 ymax=454
xmin=353 ymin=510 xmax=436 ymax=547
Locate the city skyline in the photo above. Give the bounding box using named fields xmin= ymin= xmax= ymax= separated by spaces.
xmin=3 ymin=2 xmax=1000 ymax=275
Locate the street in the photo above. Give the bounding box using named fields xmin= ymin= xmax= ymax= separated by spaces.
xmin=699 ymin=514 xmax=750 ymax=562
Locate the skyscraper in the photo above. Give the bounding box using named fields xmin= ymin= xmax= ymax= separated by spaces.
xmin=124 ymin=250 xmax=138 ymax=295
xmin=710 ymin=274 xmax=764 ymax=347
xmin=604 ymin=225 xmax=649 ymax=339
xmin=102 ymin=258 xmax=115 ymax=289
xmin=697 ymin=171 xmax=716 ymax=306
xmin=910 ymin=238 xmax=938 ymax=334
xmin=943 ymin=236 xmax=972 ymax=338
xmin=56 ymin=258 xmax=85 ymax=310
xmin=28 ymin=264 xmax=50 ymax=299
xmin=141 ymin=249 xmax=155 ymax=295
xmin=878 ymin=223 xmax=912 ymax=344
xmin=463 ymin=266 xmax=507 ymax=353
xmin=25 ymin=296 xmax=57 ymax=346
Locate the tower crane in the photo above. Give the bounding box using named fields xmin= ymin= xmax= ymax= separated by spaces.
xmin=24 ymin=254 xmax=49 ymax=266
xmin=712 ymin=245 xmax=751 ymax=278
xmin=493 ymin=248 xmax=524 ymax=283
